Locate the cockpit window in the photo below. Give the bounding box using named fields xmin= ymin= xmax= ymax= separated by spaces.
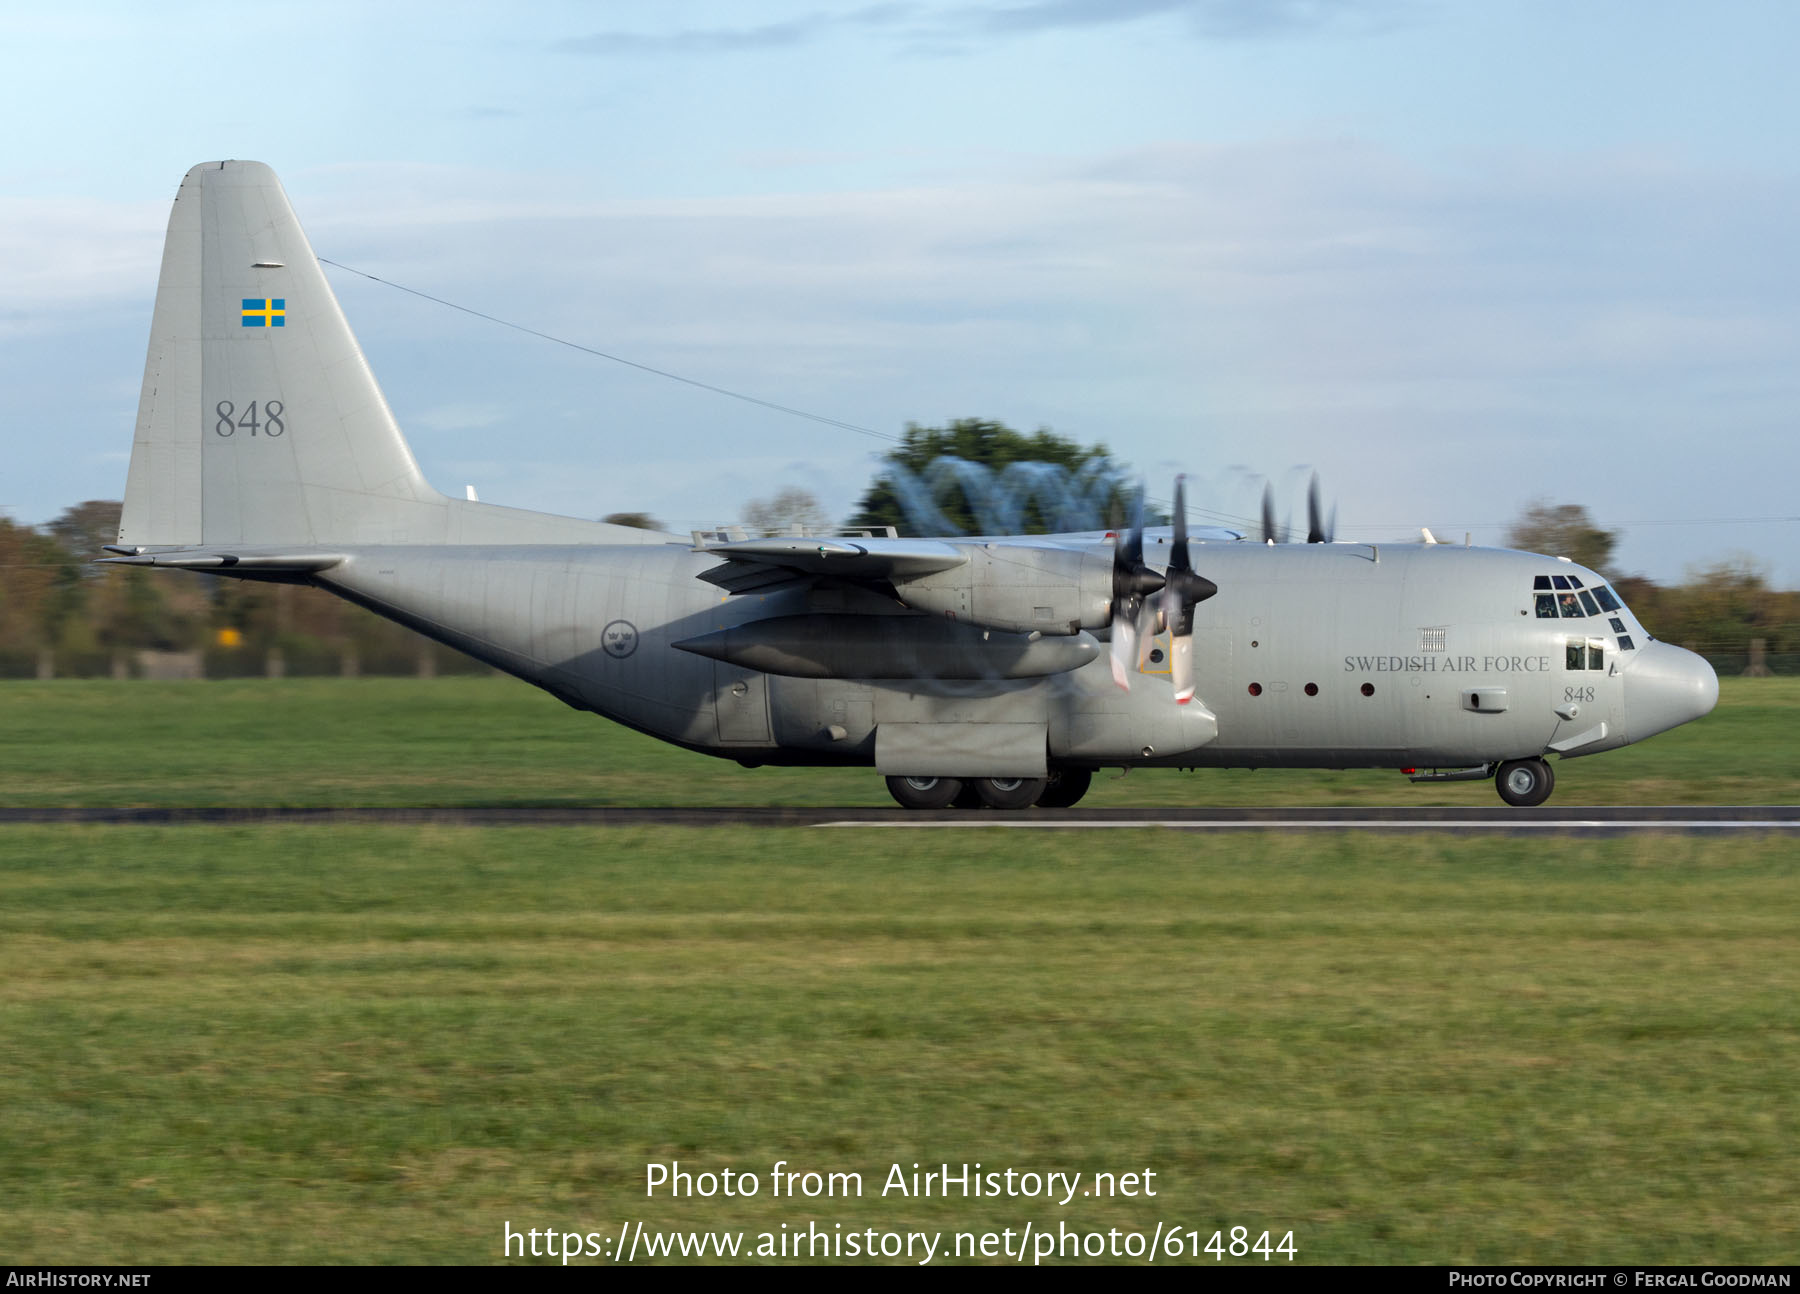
xmin=1532 ymin=577 xmax=1630 ymax=620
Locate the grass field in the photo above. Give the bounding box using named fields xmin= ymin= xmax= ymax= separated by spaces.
xmin=0 ymin=680 xmax=1794 ymax=1265
xmin=1 ymin=829 xmax=1795 ymax=1265
xmin=1 ymin=675 xmax=1795 ymax=807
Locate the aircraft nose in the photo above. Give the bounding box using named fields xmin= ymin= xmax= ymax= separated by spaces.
xmin=1624 ymin=641 xmax=1719 ymax=743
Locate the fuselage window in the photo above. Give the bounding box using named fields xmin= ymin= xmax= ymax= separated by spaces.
xmin=1566 ymin=639 xmax=1605 ymax=671
xmin=1536 ymin=594 xmax=1559 ymax=618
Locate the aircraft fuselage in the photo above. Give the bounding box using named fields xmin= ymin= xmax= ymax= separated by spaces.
xmin=316 ymin=537 xmax=1706 ymax=775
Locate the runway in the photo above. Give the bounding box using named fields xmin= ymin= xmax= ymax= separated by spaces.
xmin=3 ymin=805 xmax=1797 ymax=832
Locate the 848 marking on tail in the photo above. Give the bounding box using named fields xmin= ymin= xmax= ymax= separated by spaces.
xmin=213 ymin=400 xmax=285 ymax=437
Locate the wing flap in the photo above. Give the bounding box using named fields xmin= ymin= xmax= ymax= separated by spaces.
xmin=709 ymin=537 xmax=968 ymax=577
xmin=698 ymin=537 xmax=969 ymax=594
xmin=697 ymin=561 xmax=813 ymax=595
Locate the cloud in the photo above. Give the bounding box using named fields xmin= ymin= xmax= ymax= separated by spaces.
xmin=551 ymin=0 xmax=1412 ymax=59
xmin=554 ymin=18 xmax=820 ymax=56
xmin=968 ymin=0 xmax=1413 ymax=39
xmin=0 ymin=197 xmax=164 ymax=333
xmin=289 ymin=142 xmax=1800 ymax=413
xmin=339 ymin=144 xmax=1794 ymax=575
xmin=12 ymin=141 xmax=1796 ymax=577
xmin=554 ymin=6 xmax=917 ymax=57
xmin=411 ymin=403 xmax=509 ymax=435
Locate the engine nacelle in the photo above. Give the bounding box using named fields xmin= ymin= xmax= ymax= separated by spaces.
xmin=890 ymin=544 xmax=1114 ymax=635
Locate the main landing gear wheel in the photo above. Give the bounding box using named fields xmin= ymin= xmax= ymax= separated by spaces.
xmin=1036 ymin=767 xmax=1093 ymax=809
xmin=1495 ymin=757 xmax=1555 ymax=808
xmin=972 ymin=776 xmax=1048 ymax=810
xmin=885 ymin=775 xmax=964 ymax=810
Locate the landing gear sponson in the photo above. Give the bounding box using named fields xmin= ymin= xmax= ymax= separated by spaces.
xmin=884 ymin=767 xmax=1092 ymax=811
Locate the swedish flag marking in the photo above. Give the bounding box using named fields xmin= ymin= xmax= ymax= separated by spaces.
xmin=241 ymin=298 xmax=286 ymax=327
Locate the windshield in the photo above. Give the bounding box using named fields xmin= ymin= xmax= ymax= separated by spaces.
xmin=1533 ymin=574 xmax=1635 ymax=651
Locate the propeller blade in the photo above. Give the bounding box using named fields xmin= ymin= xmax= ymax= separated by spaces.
xmin=1161 ymin=475 xmax=1188 ymax=636
xmin=1170 ymin=475 xmax=1189 ymax=570
xmin=1170 ymin=632 xmax=1195 ymax=705
xmin=1260 ymin=483 xmax=1278 ymax=545
xmin=1108 ymin=481 xmax=1164 ymax=691
xmin=1156 ymin=471 xmax=1216 ymax=705
xmin=1120 ymin=484 xmax=1146 ymax=567
xmin=1110 ymin=616 xmax=1136 ymax=690
xmin=1159 ymin=581 xmax=1184 ymax=647
xmin=1306 ymin=473 xmax=1326 ymax=544
xmin=1135 ymin=598 xmax=1160 ymax=670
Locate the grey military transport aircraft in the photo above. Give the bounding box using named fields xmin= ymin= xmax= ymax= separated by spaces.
xmin=103 ymin=161 xmax=1719 ymax=809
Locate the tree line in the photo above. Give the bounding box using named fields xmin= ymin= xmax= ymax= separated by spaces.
xmin=3 ymin=425 xmax=1794 ymax=677
xmin=0 ymin=501 xmax=484 ymax=679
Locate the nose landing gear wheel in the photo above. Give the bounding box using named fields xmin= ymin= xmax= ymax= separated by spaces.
xmin=1495 ymin=757 xmax=1555 ymax=807
xmin=973 ymin=776 xmax=1048 ymax=810
xmin=885 ymin=775 xmax=965 ymax=810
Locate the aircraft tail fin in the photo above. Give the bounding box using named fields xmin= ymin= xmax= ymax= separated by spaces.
xmin=120 ymin=161 xmax=655 ymax=550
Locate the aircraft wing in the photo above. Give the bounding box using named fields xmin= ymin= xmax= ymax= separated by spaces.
xmin=698 ymin=537 xmax=968 ymax=594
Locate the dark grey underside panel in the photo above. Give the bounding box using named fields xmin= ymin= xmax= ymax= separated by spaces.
xmin=875 ymin=722 xmax=1048 ymax=778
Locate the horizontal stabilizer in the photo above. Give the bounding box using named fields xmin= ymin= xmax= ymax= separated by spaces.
xmin=97 ymin=549 xmax=344 ymax=573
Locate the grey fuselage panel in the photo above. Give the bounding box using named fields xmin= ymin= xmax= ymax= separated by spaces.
xmin=315 ymin=539 xmax=1648 ymax=771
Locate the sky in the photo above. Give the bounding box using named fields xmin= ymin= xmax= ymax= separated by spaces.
xmin=3 ymin=0 xmax=1797 ymax=583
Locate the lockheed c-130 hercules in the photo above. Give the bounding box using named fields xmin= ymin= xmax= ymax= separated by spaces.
xmin=104 ymin=161 xmax=1718 ymax=809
